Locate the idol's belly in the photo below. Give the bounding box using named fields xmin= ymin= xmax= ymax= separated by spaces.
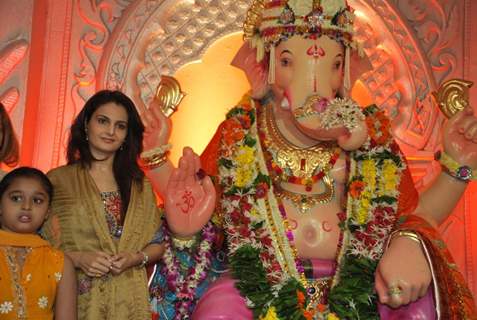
xmin=283 ymin=200 xmax=343 ymax=260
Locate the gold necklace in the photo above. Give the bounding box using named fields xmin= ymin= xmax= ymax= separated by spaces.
xmin=262 ymin=102 xmax=335 ymax=180
xmin=274 ymin=175 xmax=334 ymax=213
xmin=258 ymin=103 xmax=336 ymax=212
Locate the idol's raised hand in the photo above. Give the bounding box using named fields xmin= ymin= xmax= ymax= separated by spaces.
xmin=141 ymin=98 xmax=172 ymax=152
xmin=443 ymin=106 xmax=477 ymax=169
xmin=164 ymin=147 xmax=216 ymax=238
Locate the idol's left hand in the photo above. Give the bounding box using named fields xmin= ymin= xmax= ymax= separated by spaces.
xmin=110 ymin=251 xmax=142 ymax=275
xmin=443 ymin=106 xmax=477 ymax=169
xmin=374 ymin=236 xmax=431 ymax=308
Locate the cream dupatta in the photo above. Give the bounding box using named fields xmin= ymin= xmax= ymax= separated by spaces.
xmin=42 ymin=164 xmax=160 ymax=320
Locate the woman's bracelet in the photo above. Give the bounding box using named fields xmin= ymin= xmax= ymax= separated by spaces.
xmin=137 ymin=251 xmax=149 ymax=268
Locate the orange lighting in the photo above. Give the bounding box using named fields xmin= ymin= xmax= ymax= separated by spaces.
xmin=170 ymin=32 xmax=250 ymax=164
xmin=170 ymin=33 xmax=373 ymax=165
xmin=351 ymin=79 xmax=373 ymax=107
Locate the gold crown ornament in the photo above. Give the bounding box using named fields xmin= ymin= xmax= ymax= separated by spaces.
xmin=243 ymin=0 xmax=357 ymax=87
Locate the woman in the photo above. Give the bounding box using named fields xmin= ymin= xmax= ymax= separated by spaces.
xmin=42 ymin=90 xmax=163 ymax=319
xmin=0 ymin=102 xmax=19 ymax=179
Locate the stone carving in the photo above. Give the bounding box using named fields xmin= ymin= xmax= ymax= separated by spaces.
xmin=94 ymin=0 xmax=464 ymax=188
xmin=0 ymin=39 xmax=28 ymax=113
xmin=73 ymin=0 xmax=133 ymax=101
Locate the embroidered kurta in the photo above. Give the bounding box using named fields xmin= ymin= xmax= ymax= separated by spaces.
xmin=42 ymin=164 xmax=161 ymax=320
xmin=0 ymin=230 xmax=64 ymax=320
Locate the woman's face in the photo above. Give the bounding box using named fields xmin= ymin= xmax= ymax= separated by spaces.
xmin=86 ymin=102 xmax=128 ymax=159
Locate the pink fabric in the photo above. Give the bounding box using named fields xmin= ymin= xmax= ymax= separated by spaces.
xmin=192 ymin=274 xmax=253 ymax=320
xmin=378 ymin=288 xmax=437 ymax=320
xmin=193 ymin=261 xmax=437 ymax=319
xmin=309 ymin=258 xmax=336 ymax=279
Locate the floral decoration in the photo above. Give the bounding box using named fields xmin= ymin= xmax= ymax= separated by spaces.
xmin=218 ymin=95 xmax=406 ymax=319
xmin=161 ymin=222 xmax=216 ymax=319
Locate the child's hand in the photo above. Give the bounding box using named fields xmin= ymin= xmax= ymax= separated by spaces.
xmin=77 ymin=251 xmax=113 ymax=277
xmin=110 ymin=252 xmax=141 ymax=275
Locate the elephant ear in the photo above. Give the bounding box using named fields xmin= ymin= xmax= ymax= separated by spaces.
xmin=340 ymin=49 xmax=373 ymax=101
xmin=231 ymin=41 xmax=270 ymax=99
xmin=349 ymin=50 xmax=373 ymax=88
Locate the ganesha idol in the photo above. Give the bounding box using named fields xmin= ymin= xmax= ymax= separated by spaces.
xmin=143 ymin=0 xmax=477 ymax=319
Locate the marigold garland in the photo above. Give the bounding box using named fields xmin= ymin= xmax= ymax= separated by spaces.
xmin=219 ymin=97 xmax=406 ymax=319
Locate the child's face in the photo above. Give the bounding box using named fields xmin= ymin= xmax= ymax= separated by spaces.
xmin=0 ymin=177 xmax=50 ymax=233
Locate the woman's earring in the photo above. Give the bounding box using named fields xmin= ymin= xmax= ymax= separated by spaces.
xmin=120 ymin=144 xmax=124 ymax=151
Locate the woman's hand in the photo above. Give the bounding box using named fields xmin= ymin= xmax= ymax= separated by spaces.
xmin=72 ymin=251 xmax=113 ymax=278
xmin=110 ymin=252 xmax=142 ymax=275
xmin=375 ymin=236 xmax=431 ymax=308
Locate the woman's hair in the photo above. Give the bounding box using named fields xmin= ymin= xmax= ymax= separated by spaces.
xmin=0 ymin=167 xmax=53 ymax=205
xmin=66 ymin=90 xmax=145 ymax=221
xmin=0 ymin=102 xmax=19 ymax=167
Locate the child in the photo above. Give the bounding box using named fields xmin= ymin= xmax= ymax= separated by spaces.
xmin=0 ymin=167 xmax=76 ymax=319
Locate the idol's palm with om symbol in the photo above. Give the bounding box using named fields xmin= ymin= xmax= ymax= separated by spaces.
xmin=164 ymin=147 xmax=216 ymax=238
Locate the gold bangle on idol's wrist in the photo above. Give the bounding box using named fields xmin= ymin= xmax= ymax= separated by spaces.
xmin=390 ymin=230 xmax=421 ymax=245
xmin=171 ymin=234 xmax=198 ymax=250
xmin=140 ymin=153 xmax=168 ymax=170
xmin=140 ymin=144 xmax=172 ymax=170
xmin=140 ymin=144 xmax=172 ymax=159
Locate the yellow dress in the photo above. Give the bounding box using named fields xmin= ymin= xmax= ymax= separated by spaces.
xmin=0 ymin=230 xmax=64 ymax=320
xmin=42 ymin=164 xmax=161 ymax=320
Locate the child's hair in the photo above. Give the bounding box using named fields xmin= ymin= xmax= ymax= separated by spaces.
xmin=0 ymin=167 xmax=53 ymax=204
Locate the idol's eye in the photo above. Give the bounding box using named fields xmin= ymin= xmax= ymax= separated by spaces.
xmin=334 ymin=61 xmax=342 ymax=70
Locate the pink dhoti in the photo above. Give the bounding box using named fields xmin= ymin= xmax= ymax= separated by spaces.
xmin=192 ymin=259 xmax=437 ymax=319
